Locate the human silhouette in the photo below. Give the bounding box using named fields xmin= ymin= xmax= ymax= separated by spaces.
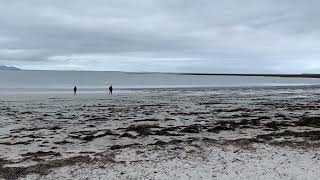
xmin=74 ymin=86 xmax=77 ymax=95
xmin=109 ymin=85 xmax=113 ymax=95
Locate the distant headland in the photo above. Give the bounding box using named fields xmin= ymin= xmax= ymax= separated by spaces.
xmin=0 ymin=65 xmax=21 ymax=70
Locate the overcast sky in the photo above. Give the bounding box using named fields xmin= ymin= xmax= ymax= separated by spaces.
xmin=0 ymin=0 xmax=319 ymax=73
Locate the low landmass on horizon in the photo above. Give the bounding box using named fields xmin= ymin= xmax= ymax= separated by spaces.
xmin=1 ymin=66 xmax=320 ymax=79
xmin=0 ymin=65 xmax=21 ymax=70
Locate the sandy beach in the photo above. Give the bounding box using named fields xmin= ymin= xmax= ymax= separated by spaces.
xmin=1 ymin=86 xmax=320 ymax=179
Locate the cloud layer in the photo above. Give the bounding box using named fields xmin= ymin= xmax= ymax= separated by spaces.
xmin=0 ymin=0 xmax=320 ymax=73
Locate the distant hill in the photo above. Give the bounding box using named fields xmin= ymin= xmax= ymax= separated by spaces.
xmin=0 ymin=65 xmax=21 ymax=70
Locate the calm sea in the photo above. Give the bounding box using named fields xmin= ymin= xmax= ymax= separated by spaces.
xmin=1 ymin=70 xmax=320 ymax=94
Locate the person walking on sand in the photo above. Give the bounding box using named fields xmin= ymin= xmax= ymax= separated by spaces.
xmin=74 ymin=86 xmax=77 ymax=95
xmin=109 ymin=85 xmax=113 ymax=95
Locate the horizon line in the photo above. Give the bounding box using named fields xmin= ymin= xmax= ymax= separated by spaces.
xmin=2 ymin=68 xmax=320 ymax=78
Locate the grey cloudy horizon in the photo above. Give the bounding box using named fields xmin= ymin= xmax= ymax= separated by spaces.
xmin=0 ymin=0 xmax=320 ymax=73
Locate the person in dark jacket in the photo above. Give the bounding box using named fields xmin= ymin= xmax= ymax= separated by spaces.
xmin=109 ymin=85 xmax=113 ymax=95
xmin=74 ymin=86 xmax=77 ymax=95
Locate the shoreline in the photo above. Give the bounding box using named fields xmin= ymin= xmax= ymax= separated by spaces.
xmin=1 ymin=83 xmax=320 ymax=92
xmin=178 ymin=73 xmax=320 ymax=78
xmin=2 ymin=69 xmax=320 ymax=79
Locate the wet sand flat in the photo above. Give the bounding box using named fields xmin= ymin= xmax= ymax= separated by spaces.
xmin=0 ymin=86 xmax=320 ymax=179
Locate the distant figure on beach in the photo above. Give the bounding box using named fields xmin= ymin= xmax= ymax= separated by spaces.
xmin=74 ymin=86 xmax=77 ymax=95
xmin=109 ymin=85 xmax=113 ymax=95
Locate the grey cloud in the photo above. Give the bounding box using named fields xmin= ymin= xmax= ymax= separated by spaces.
xmin=0 ymin=0 xmax=319 ymax=73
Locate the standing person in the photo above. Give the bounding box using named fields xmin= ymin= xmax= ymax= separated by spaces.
xmin=109 ymin=85 xmax=113 ymax=95
xmin=74 ymin=86 xmax=77 ymax=95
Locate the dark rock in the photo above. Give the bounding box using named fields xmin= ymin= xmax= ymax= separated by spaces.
xmin=208 ymin=125 xmax=234 ymax=133
xmin=82 ymin=135 xmax=95 ymax=141
xmin=0 ymin=140 xmax=34 ymax=145
xmin=265 ymin=121 xmax=279 ymax=130
xmin=256 ymin=134 xmax=273 ymax=140
xmin=133 ymin=118 xmax=160 ymax=122
xmin=208 ymin=121 xmax=237 ymax=133
xmin=168 ymin=139 xmax=183 ymax=144
xmin=49 ymin=126 xmax=61 ymax=130
xmin=153 ymin=140 xmax=167 ymax=146
xmin=296 ymin=116 xmax=320 ymax=127
xmin=180 ymin=125 xmax=200 ymax=133
xmin=162 ymin=127 xmax=179 ymax=131
xmin=110 ymin=143 xmax=141 ymax=150
xmin=21 ymin=151 xmax=61 ymax=158
xmin=54 ymin=140 xmax=73 ymax=145
xmin=126 ymin=124 xmax=159 ymax=136
xmin=119 ymin=133 xmax=136 ymax=138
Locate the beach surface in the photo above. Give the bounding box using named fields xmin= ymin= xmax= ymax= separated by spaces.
xmin=1 ymin=86 xmax=320 ymax=179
